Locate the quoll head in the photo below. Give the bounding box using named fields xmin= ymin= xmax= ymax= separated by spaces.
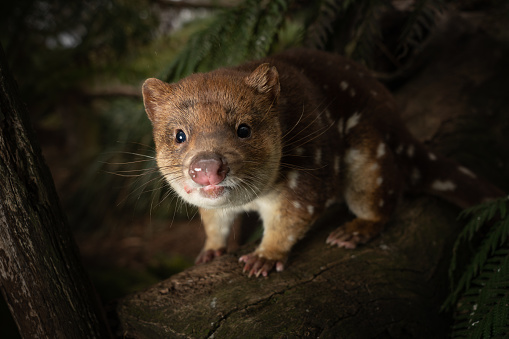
xmin=142 ymin=64 xmax=282 ymax=208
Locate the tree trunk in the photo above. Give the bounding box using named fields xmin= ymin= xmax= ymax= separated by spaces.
xmin=0 ymin=45 xmax=111 ymax=338
xmin=115 ymin=198 xmax=458 ymax=338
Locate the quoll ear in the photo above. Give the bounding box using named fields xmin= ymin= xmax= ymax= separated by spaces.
xmin=142 ymin=78 xmax=173 ymax=123
xmin=244 ymin=63 xmax=280 ymax=98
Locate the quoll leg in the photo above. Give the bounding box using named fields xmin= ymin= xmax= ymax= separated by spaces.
xmin=239 ymin=195 xmax=314 ymax=277
xmin=195 ymin=208 xmax=236 ymax=264
xmin=327 ymin=135 xmax=402 ymax=249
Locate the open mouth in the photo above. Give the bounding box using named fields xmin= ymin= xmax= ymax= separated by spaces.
xmin=183 ymin=183 xmax=227 ymax=199
xmin=199 ymin=185 xmax=225 ymax=199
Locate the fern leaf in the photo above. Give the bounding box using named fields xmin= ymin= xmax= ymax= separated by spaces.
xmin=451 ymin=249 xmax=509 ymax=338
xmin=344 ymin=0 xmax=389 ymax=65
xmin=249 ymin=0 xmax=289 ymax=58
xmin=305 ymin=0 xmax=343 ymax=49
xmin=396 ymin=0 xmax=444 ymax=60
xmin=445 ymin=197 xmax=509 ymax=310
xmin=163 ymin=0 xmax=294 ymax=82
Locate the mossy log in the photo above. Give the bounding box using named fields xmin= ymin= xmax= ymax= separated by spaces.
xmin=115 ymin=198 xmax=458 ymax=338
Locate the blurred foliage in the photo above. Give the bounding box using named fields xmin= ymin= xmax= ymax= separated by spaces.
xmin=443 ymin=197 xmax=509 ymax=338
xmin=164 ymin=0 xmax=446 ymax=81
xmin=0 ymin=0 xmax=156 ymax=109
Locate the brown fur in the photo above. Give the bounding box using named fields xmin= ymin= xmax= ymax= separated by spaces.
xmin=142 ymin=49 xmax=504 ymax=277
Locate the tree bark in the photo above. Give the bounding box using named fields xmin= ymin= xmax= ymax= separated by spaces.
xmin=0 ymin=45 xmax=111 ymax=338
xmin=115 ymin=198 xmax=459 ymax=338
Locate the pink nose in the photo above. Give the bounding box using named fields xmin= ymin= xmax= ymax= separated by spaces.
xmin=189 ymin=153 xmax=229 ymax=186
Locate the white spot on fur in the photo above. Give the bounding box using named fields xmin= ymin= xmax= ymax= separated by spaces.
xmin=334 ymin=155 xmax=341 ymax=174
xmin=407 ymin=144 xmax=415 ymax=157
xmin=428 ymin=152 xmax=437 ymax=161
xmin=345 ymin=148 xmax=362 ymax=167
xmin=349 ymin=88 xmax=356 ymax=97
xmin=376 ymin=142 xmax=386 ymax=158
xmin=340 ymin=81 xmax=349 ymax=90
xmin=325 ymin=198 xmax=337 ymax=208
xmin=431 ymin=180 xmax=456 ymax=191
xmin=345 ymin=112 xmax=361 ymax=134
xmin=307 ymin=205 xmax=315 ymax=215
xmin=376 ymin=177 xmax=383 ymax=186
xmin=288 ymin=171 xmax=299 ymax=189
xmin=287 ymin=235 xmax=295 ymax=242
xmin=292 ymin=201 xmax=301 ymax=209
xmin=315 ymin=148 xmax=322 ymax=165
xmin=458 ymin=166 xmax=477 ymax=178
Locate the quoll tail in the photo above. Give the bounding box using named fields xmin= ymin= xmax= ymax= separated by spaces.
xmin=399 ymin=141 xmax=505 ymax=209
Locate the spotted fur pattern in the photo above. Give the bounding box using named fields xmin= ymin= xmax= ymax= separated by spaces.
xmin=142 ymin=49 xmax=504 ymax=277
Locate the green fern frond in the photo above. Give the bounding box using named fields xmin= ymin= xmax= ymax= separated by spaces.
xmin=345 ymin=0 xmax=386 ymax=64
xmin=445 ymin=197 xmax=509 ymax=309
xmin=164 ymin=0 xmax=294 ymax=82
xmin=451 ymin=249 xmax=509 ymax=338
xmin=304 ymin=0 xmax=343 ymax=49
xmin=396 ymin=0 xmax=444 ymax=60
xmin=342 ymin=0 xmax=393 ymax=67
xmin=205 ymin=0 xmax=262 ymax=69
xmin=249 ymin=0 xmax=289 ymax=57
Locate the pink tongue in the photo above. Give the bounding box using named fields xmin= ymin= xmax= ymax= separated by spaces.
xmin=201 ymin=185 xmax=224 ymax=198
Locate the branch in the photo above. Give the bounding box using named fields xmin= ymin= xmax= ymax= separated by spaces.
xmin=115 ymin=198 xmax=458 ymax=337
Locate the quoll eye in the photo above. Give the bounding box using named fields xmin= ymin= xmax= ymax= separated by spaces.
xmin=175 ymin=129 xmax=187 ymax=143
xmin=237 ymin=124 xmax=251 ymax=139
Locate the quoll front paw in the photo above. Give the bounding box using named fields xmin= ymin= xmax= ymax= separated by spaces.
xmin=326 ymin=219 xmax=384 ymax=249
xmin=238 ymin=253 xmax=285 ymax=278
xmin=195 ymin=248 xmax=226 ymax=265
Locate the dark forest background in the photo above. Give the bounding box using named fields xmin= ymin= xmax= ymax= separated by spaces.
xmin=1 ymin=0 xmax=509 ymax=337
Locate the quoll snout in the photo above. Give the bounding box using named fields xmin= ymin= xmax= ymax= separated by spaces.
xmin=189 ymin=152 xmax=229 ymax=186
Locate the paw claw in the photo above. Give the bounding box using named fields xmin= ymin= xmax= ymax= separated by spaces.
xmin=239 ymin=253 xmax=284 ymax=277
xmin=327 ymin=219 xmax=383 ymax=249
xmin=195 ymin=248 xmax=226 ymax=265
